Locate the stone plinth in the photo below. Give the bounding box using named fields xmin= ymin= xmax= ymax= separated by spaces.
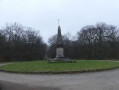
xmin=56 ymin=48 xmax=64 ymax=58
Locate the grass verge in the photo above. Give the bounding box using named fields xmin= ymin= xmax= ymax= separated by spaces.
xmin=0 ymin=60 xmax=119 ymax=74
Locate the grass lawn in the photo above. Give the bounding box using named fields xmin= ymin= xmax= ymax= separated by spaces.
xmin=0 ymin=60 xmax=119 ymax=73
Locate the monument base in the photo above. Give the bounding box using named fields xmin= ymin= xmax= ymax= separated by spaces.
xmin=48 ymin=57 xmax=76 ymax=63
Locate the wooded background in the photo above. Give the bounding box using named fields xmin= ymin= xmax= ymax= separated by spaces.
xmin=0 ymin=22 xmax=119 ymax=61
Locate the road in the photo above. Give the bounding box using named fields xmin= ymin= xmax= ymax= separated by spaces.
xmin=0 ymin=63 xmax=119 ymax=90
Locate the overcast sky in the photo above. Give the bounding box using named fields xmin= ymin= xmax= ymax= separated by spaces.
xmin=0 ymin=0 xmax=119 ymax=43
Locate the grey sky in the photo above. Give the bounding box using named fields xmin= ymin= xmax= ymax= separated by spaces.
xmin=0 ymin=0 xmax=119 ymax=43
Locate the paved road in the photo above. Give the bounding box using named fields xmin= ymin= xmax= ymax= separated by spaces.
xmin=0 ymin=63 xmax=119 ymax=90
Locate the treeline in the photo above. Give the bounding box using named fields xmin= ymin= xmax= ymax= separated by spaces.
xmin=0 ymin=23 xmax=47 ymax=61
xmin=0 ymin=22 xmax=119 ymax=61
xmin=48 ymin=23 xmax=119 ymax=60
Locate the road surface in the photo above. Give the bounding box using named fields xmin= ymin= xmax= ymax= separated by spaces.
xmin=0 ymin=63 xmax=119 ymax=90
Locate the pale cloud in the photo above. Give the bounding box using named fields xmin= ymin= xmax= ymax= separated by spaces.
xmin=0 ymin=0 xmax=119 ymax=43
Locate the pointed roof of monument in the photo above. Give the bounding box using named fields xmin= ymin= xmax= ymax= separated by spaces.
xmin=57 ymin=25 xmax=63 ymax=47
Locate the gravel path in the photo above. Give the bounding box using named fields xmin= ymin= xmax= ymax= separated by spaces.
xmin=0 ymin=63 xmax=119 ymax=90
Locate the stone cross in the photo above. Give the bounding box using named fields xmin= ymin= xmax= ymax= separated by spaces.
xmin=56 ymin=25 xmax=64 ymax=58
xmin=48 ymin=23 xmax=76 ymax=63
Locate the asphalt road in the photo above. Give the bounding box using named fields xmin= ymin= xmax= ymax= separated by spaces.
xmin=0 ymin=63 xmax=119 ymax=90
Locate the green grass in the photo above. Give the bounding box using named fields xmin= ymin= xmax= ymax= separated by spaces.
xmin=0 ymin=60 xmax=119 ymax=73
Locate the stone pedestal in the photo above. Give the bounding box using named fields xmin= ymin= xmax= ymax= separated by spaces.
xmin=56 ymin=48 xmax=64 ymax=58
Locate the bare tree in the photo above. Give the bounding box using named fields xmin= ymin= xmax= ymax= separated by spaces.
xmin=0 ymin=23 xmax=47 ymax=61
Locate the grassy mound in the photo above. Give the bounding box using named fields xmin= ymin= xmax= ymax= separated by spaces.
xmin=0 ymin=60 xmax=119 ymax=74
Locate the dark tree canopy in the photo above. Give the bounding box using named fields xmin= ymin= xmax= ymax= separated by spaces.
xmin=1 ymin=22 xmax=119 ymax=61
xmin=47 ymin=23 xmax=119 ymax=60
xmin=0 ymin=23 xmax=47 ymax=61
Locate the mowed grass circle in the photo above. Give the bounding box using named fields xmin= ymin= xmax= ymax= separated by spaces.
xmin=0 ymin=60 xmax=119 ymax=74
